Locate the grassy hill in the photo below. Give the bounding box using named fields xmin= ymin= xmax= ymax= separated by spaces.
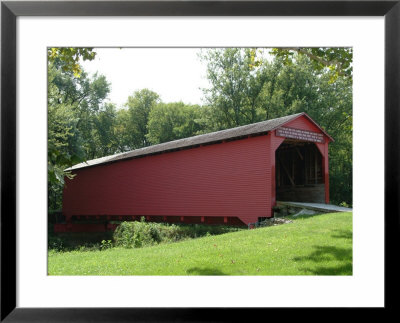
xmin=48 ymin=212 xmax=352 ymax=275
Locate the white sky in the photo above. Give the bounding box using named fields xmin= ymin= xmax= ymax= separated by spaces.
xmin=80 ymin=47 xmax=210 ymax=108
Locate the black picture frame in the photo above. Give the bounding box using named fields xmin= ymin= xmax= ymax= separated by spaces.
xmin=1 ymin=0 xmax=398 ymax=321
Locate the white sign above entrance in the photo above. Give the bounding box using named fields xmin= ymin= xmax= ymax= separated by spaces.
xmin=276 ymin=127 xmax=325 ymax=143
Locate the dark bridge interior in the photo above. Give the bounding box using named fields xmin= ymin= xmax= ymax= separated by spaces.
xmin=276 ymin=140 xmax=325 ymax=203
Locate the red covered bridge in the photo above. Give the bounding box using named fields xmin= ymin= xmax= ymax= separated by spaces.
xmin=55 ymin=112 xmax=333 ymax=232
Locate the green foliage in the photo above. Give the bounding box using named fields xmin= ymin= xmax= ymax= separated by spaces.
xmin=270 ymin=47 xmax=353 ymax=82
xmin=47 ymin=59 xmax=111 ymax=209
xmin=48 ymin=230 xmax=114 ymax=252
xmin=113 ymin=219 xmax=243 ymax=249
xmin=100 ymin=240 xmax=113 ymax=250
xmin=93 ymin=103 xmax=121 ymax=156
xmin=147 ymin=102 xmax=204 ymax=144
xmin=124 ymin=89 xmax=160 ymax=148
xmin=200 ymin=48 xmax=270 ymax=129
xmin=48 ymin=236 xmax=65 ymax=252
xmin=48 ymin=66 xmax=82 ymax=209
xmin=113 ymin=218 xmax=162 ymax=248
xmin=49 ymin=60 xmax=111 ymax=157
xmin=48 ymin=47 xmax=96 ymax=77
xmin=176 ymin=223 xmax=242 ymax=238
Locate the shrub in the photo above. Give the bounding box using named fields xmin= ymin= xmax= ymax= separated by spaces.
xmin=48 ymin=236 xmax=64 ymax=251
xmin=113 ymin=217 xmax=163 ymax=248
xmin=113 ymin=217 xmax=244 ymax=249
xmin=100 ymin=240 xmax=113 ymax=250
xmin=339 ymin=201 xmax=351 ymax=208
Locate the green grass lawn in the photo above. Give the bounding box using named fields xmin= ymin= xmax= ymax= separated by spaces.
xmin=48 ymin=212 xmax=352 ymax=276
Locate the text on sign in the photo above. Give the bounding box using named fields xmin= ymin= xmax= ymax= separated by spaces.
xmin=276 ymin=127 xmax=325 ymax=143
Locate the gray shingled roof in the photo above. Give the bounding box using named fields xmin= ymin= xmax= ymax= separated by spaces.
xmin=67 ymin=112 xmax=328 ymax=171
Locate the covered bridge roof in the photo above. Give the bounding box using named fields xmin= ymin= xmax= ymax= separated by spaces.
xmin=67 ymin=112 xmax=332 ymax=171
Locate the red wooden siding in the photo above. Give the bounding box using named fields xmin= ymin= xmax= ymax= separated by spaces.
xmin=268 ymin=132 xmax=285 ymax=207
xmin=63 ymin=135 xmax=271 ymax=225
xmin=315 ymin=142 xmax=330 ymax=203
xmin=285 ymin=116 xmax=322 ymax=133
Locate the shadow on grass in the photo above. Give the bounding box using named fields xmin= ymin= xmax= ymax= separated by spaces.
xmin=293 ymin=245 xmax=353 ymax=275
xmin=301 ymin=263 xmax=352 ymax=275
xmin=330 ymin=229 xmax=352 ymax=240
xmin=186 ymin=267 xmax=227 ymax=275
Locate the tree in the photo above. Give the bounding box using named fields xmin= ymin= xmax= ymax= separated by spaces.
xmin=200 ymin=48 xmax=270 ymax=130
xmin=112 ymin=109 xmax=133 ymax=152
xmin=147 ymin=102 xmax=204 ymax=144
xmin=50 ymin=63 xmax=111 ymax=159
xmin=93 ymin=103 xmax=120 ymax=156
xmin=270 ymin=47 xmax=353 ymax=82
xmin=48 ymin=66 xmax=85 ymax=210
xmin=124 ymin=89 xmax=160 ymax=148
xmin=48 ymin=47 xmax=96 ymax=77
xmin=47 ymin=57 xmax=110 ymax=209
